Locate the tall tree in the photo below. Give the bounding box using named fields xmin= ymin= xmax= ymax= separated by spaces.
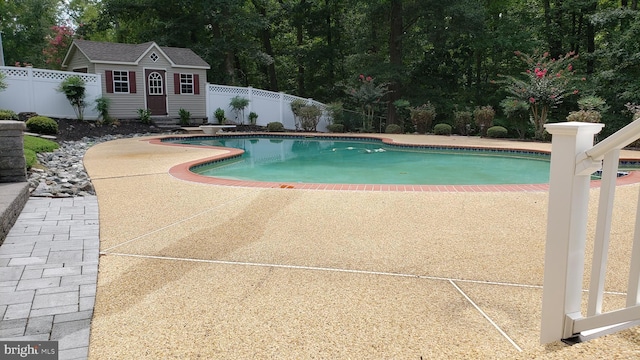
xmin=0 ymin=0 xmax=63 ymax=67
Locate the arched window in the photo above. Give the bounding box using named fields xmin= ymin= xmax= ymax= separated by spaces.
xmin=148 ymin=72 xmax=163 ymax=95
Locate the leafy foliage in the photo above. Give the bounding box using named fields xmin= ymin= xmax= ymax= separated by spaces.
xmin=0 ymin=109 xmax=17 ymax=120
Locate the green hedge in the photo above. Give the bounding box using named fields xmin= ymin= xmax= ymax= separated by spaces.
xmin=433 ymin=123 xmax=452 ymax=135
xmin=486 ymin=125 xmax=508 ymax=138
xmin=385 ymin=124 xmax=402 ymax=134
xmin=266 ymin=122 xmax=285 ymax=132
xmin=26 ymin=116 xmax=58 ymax=135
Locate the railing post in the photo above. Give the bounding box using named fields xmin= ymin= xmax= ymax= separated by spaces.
xmin=540 ymin=122 xmax=604 ymax=344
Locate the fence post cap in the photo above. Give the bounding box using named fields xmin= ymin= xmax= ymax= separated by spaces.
xmin=544 ymin=122 xmax=604 ymax=136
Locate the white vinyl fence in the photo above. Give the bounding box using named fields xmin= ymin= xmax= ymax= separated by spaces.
xmin=206 ymin=84 xmax=330 ymax=131
xmin=0 ymin=66 xmax=101 ymax=120
xmin=0 ymin=66 xmax=329 ymax=130
xmin=541 ymin=119 xmax=640 ymax=344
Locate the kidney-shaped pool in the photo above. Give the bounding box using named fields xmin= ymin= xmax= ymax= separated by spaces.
xmin=165 ymin=135 xmax=551 ymax=185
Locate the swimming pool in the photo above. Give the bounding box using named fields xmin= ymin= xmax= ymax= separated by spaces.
xmin=166 ymin=135 xmax=551 ymax=185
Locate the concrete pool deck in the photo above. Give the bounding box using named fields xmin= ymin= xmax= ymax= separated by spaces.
xmin=83 ymin=133 xmax=640 ymax=359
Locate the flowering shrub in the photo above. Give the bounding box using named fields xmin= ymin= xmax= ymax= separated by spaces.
xmin=345 ymin=74 xmax=388 ymax=131
xmin=43 ymin=25 xmax=75 ymax=69
xmin=500 ymin=51 xmax=580 ymax=139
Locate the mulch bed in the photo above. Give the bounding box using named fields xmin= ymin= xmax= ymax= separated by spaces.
xmin=52 ymin=118 xmax=266 ymax=142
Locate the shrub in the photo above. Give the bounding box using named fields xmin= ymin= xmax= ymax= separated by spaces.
xmin=474 ymin=105 xmax=495 ymax=137
xmin=94 ymin=97 xmax=111 ymax=123
xmin=249 ymin=111 xmax=258 ymax=125
xmin=299 ymin=105 xmax=323 ymax=131
xmin=290 ymin=99 xmax=307 ymax=130
xmin=566 ymin=110 xmax=602 ymax=123
xmin=385 ymin=124 xmax=402 ymax=134
xmin=57 ymin=76 xmax=86 ymax=120
xmin=137 ymin=108 xmax=151 ymax=124
xmin=433 ymin=123 xmax=452 ymax=135
xmin=453 ymin=109 xmax=472 ymax=135
xmin=0 ymin=109 xmax=17 ymax=120
xmin=327 ymin=124 xmax=345 ymax=133
xmin=326 ymin=102 xmax=344 ymax=125
xmin=486 ymin=126 xmax=508 ymax=138
xmin=26 ymin=116 xmax=58 ymax=135
xmin=267 ymin=122 xmax=285 ymax=132
xmin=214 ymin=108 xmax=225 ymax=124
xmin=178 ymin=108 xmax=191 ymax=126
xmin=410 ymin=102 xmax=436 ymax=134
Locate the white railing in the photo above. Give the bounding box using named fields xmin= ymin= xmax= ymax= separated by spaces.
xmin=206 ymin=84 xmax=330 ymax=131
xmin=0 ymin=66 xmax=102 ymax=120
xmin=541 ymin=119 xmax=640 ymax=344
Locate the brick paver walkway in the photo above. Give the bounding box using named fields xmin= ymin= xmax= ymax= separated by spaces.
xmin=0 ymin=196 xmax=99 ymax=360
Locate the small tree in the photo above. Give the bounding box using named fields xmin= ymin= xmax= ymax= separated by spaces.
xmin=230 ymin=96 xmax=250 ymax=124
xmin=345 ymin=74 xmax=389 ymax=131
xmin=57 ymin=76 xmax=86 ymax=120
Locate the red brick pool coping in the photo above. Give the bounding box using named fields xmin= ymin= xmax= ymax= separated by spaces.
xmin=149 ymin=135 xmax=640 ymax=192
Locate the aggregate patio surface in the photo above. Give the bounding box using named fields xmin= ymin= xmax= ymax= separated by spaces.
xmin=82 ymin=133 xmax=640 ymax=359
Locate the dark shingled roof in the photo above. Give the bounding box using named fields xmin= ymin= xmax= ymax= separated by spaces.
xmin=68 ymin=40 xmax=210 ymax=68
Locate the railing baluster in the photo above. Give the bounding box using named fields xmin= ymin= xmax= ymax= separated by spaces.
xmin=627 ymin=187 xmax=640 ymax=307
xmin=587 ymin=149 xmax=620 ymax=316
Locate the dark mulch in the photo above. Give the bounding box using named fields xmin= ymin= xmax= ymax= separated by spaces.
xmin=52 ymin=118 xmax=267 ymax=142
xmin=54 ymin=118 xmax=162 ymax=142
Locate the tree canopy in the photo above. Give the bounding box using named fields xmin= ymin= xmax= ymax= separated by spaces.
xmin=3 ymin=0 xmax=640 ymax=137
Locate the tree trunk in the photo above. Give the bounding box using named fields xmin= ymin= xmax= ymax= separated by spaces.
xmin=296 ymin=0 xmax=306 ymax=97
xmin=252 ymin=0 xmax=278 ymax=91
xmin=585 ymin=2 xmax=596 ymax=74
xmin=387 ymin=0 xmax=403 ymax=126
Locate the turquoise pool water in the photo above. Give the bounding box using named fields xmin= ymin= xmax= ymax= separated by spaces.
xmin=169 ymin=136 xmax=551 ymax=185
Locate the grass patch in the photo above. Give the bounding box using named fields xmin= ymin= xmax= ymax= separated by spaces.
xmin=23 ymin=135 xmax=58 ymax=169
xmin=24 ymin=148 xmax=37 ymax=169
xmin=24 ymin=135 xmax=59 ymax=153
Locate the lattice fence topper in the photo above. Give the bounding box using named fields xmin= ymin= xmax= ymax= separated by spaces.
xmin=33 ymin=70 xmax=98 ymax=83
xmin=253 ymin=89 xmax=281 ymax=100
xmin=209 ymin=85 xmax=250 ymax=95
xmin=0 ymin=68 xmax=29 ymax=78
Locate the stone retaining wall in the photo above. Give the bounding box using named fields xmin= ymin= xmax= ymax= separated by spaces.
xmin=0 ymin=121 xmax=27 ymax=183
